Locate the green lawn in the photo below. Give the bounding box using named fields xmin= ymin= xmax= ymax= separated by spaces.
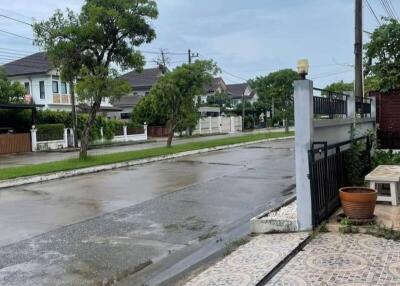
xmin=0 ymin=131 xmax=293 ymax=181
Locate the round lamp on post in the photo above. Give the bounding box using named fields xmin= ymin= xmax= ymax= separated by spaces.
xmin=297 ymin=59 xmax=309 ymax=80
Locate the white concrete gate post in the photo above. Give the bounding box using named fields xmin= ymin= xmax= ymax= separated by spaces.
xmin=294 ymin=79 xmax=314 ymax=231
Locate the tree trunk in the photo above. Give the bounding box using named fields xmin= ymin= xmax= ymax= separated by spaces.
xmin=166 ymin=119 xmax=176 ymax=147
xmin=79 ymin=97 xmax=102 ymax=159
xmin=285 ymin=117 xmax=289 ymax=133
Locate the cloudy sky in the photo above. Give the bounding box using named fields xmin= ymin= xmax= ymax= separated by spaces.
xmin=0 ymin=0 xmax=398 ymax=87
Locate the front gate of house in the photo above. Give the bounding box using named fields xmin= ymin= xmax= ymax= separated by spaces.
xmin=0 ymin=133 xmax=31 ymax=154
xmin=308 ymin=136 xmax=372 ymax=227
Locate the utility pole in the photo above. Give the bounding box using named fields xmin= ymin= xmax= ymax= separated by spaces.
xmin=355 ymin=0 xmax=364 ymax=101
xmin=154 ymin=49 xmax=169 ymax=74
xmin=188 ymin=49 xmax=199 ymax=64
xmin=69 ymin=81 xmax=78 ymax=148
xmin=242 ymin=93 xmax=245 ymax=130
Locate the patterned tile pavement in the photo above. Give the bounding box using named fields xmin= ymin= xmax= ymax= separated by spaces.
xmin=184 ymin=232 xmax=309 ymax=286
xmin=268 ymin=233 xmax=400 ymax=286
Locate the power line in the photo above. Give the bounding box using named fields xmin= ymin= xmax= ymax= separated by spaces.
xmin=310 ymin=69 xmax=353 ymax=80
xmin=0 ymin=29 xmax=33 ymax=41
xmin=0 ymin=14 xmax=32 ymax=26
xmin=365 ymin=0 xmax=381 ymax=25
xmin=387 ymin=0 xmax=400 ymax=20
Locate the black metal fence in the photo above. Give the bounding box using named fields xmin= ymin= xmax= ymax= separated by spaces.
xmin=313 ymin=88 xmax=348 ymax=119
xmin=356 ymin=96 xmax=372 ymax=117
xmin=308 ymin=136 xmax=372 ymax=227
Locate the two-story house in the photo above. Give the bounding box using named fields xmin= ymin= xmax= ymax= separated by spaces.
xmin=110 ymin=67 xmax=164 ymax=119
xmin=199 ymin=77 xmax=228 ymax=104
xmin=3 ymin=52 xmax=117 ymax=113
xmin=227 ymin=83 xmax=258 ymax=107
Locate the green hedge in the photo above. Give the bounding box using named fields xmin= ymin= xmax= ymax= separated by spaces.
xmin=36 ymin=124 xmax=65 ymax=141
xmin=36 ymin=110 xmax=139 ymax=143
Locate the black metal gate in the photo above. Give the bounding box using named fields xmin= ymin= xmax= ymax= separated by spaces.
xmin=308 ymin=136 xmax=372 ymax=227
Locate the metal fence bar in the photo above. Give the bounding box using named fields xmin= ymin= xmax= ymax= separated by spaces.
xmin=313 ymin=88 xmax=349 ymax=118
xmin=308 ymin=135 xmax=372 ymax=227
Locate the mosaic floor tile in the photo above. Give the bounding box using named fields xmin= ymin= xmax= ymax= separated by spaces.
xmin=184 ymin=232 xmax=308 ymax=286
xmin=268 ymin=233 xmax=400 ymax=286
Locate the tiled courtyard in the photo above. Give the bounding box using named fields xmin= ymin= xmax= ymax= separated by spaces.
xmin=184 ymin=232 xmax=308 ymax=286
xmin=268 ymin=233 xmax=400 ymax=285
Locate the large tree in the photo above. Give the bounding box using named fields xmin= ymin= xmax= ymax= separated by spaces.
xmin=365 ymin=18 xmax=400 ymax=91
xmin=143 ymin=60 xmax=218 ymax=147
xmin=33 ymin=0 xmax=158 ymax=159
xmin=250 ymin=69 xmax=299 ymax=132
xmin=0 ymin=68 xmax=26 ymax=104
xmin=323 ymin=80 xmax=353 ymax=94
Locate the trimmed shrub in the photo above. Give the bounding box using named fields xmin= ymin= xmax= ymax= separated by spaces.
xmin=36 ymin=124 xmax=65 ymax=141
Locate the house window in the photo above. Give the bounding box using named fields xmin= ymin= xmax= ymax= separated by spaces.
xmin=52 ymin=81 xmax=59 ymax=94
xmin=120 ymin=113 xmax=131 ymax=119
xmin=61 ymin=82 xmax=67 ymax=94
xmin=145 ymin=91 xmax=150 ymax=96
xmin=39 ymin=81 xmax=45 ymax=99
xmin=133 ymin=92 xmax=138 ymax=96
xmin=24 ymin=82 xmax=30 ymax=94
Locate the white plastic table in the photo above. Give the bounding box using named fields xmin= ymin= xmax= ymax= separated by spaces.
xmin=365 ymin=165 xmax=400 ymax=206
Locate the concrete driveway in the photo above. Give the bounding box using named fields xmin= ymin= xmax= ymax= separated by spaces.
xmin=0 ymin=139 xmax=294 ymax=286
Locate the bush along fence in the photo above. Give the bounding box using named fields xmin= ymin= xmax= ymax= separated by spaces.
xmin=294 ymin=79 xmax=376 ymax=231
xmin=31 ymin=123 xmax=147 ymax=151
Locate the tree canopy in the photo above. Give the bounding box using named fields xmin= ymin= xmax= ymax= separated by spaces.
xmin=323 ymin=80 xmax=353 ymax=94
xmin=365 ymin=18 xmax=400 ymax=91
xmin=250 ymin=69 xmax=299 ymax=132
xmin=33 ymin=0 xmax=158 ymax=158
xmin=133 ymin=60 xmax=219 ymax=146
xmin=0 ymin=68 xmax=26 ymax=104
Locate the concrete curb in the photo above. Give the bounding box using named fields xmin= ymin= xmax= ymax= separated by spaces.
xmin=250 ymin=196 xmax=297 ymax=234
xmin=0 ymin=136 xmax=294 ymax=190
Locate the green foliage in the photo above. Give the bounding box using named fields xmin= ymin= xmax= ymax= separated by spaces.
xmin=0 ymin=68 xmax=26 ymax=104
xmin=344 ymin=126 xmax=368 ymax=186
xmin=36 ymin=110 xmax=128 ymax=142
xmin=132 ymin=95 xmax=165 ymax=126
xmin=339 ymin=217 xmax=359 ymax=234
xmin=0 ymin=131 xmax=293 ymax=181
xmin=37 ymin=110 xmax=72 ymax=127
xmin=33 ymin=0 xmax=158 ymax=158
xmin=323 ymin=80 xmax=353 ymax=94
xmin=146 ymin=60 xmax=219 ymax=146
xmin=36 ymin=124 xmax=65 ymax=141
xmin=372 ymin=150 xmax=400 ymax=168
xmin=365 ymin=18 xmax=400 ymax=91
xmin=0 ymin=110 xmax=32 ymax=132
xmin=75 ymin=68 xmax=131 ymax=103
xmin=250 ymin=69 xmax=299 ymax=131
xmin=206 ymin=91 xmax=232 ymax=110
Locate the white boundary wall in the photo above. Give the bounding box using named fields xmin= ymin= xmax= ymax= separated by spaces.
xmin=31 ymin=127 xmax=69 ymax=151
xmin=294 ymin=79 xmax=376 ymax=231
xmin=192 ymin=116 xmax=242 ymax=135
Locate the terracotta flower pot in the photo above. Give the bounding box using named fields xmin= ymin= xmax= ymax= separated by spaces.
xmin=339 ymin=187 xmax=377 ymax=219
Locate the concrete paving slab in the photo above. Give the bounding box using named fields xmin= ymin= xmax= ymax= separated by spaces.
xmin=183 ymin=232 xmax=309 ymax=286
xmin=268 ymin=233 xmax=400 ymax=285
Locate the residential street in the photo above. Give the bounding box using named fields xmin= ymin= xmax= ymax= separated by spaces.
xmin=0 ymin=138 xmax=294 ymax=286
xmin=0 ymin=128 xmax=290 ymax=169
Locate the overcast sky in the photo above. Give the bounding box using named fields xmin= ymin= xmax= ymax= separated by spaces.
xmin=0 ymin=0 xmax=398 ymax=87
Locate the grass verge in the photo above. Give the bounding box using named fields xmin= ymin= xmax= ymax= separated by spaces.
xmin=0 ymin=131 xmax=293 ymax=181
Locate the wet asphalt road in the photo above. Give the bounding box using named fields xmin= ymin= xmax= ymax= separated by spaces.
xmin=0 ymin=139 xmax=295 ymax=286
